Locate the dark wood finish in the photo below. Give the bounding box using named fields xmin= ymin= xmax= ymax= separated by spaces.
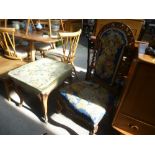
xmin=112 ymin=54 xmax=155 ymax=134
xmin=58 ymin=22 xmax=135 ymax=134
xmin=94 ymin=19 xmax=144 ymax=40
xmin=63 ymin=20 xmax=82 ymax=32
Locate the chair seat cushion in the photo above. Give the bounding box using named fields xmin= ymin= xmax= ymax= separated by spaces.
xmin=8 ymin=58 xmax=72 ymax=94
xmin=16 ymin=46 xmax=28 ymax=59
xmin=45 ymin=48 xmax=70 ymax=61
xmin=60 ymin=81 xmax=113 ymax=126
xmin=35 ymin=42 xmax=52 ymax=51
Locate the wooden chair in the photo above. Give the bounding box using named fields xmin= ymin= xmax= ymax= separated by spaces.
xmin=45 ymin=29 xmax=82 ymax=78
xmin=57 ymin=22 xmax=136 ymax=134
xmin=0 ymin=55 xmax=26 ymax=101
xmin=34 ymin=19 xmax=64 ymax=58
xmin=0 ymin=19 xmax=7 ymax=27
xmin=0 ymin=27 xmax=29 ymax=101
xmin=0 ymin=27 xmax=29 ymax=60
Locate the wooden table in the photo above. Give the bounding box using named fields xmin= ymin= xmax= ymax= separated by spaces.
xmin=14 ymin=30 xmax=60 ymax=61
xmin=0 ymin=55 xmax=27 ymax=101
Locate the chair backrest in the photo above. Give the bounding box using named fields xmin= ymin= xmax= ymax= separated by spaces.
xmin=59 ymin=29 xmax=82 ymax=64
xmin=0 ymin=27 xmax=21 ymax=60
xmin=92 ymin=22 xmax=135 ymax=85
xmin=26 ymin=19 xmax=64 ymax=35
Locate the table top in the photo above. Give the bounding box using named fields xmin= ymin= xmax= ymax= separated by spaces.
xmin=14 ymin=30 xmax=60 ymax=43
xmin=139 ymin=54 xmax=155 ymax=65
xmin=0 ymin=55 xmax=26 ymax=77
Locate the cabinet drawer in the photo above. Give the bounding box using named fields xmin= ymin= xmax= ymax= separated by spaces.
xmin=113 ymin=113 xmax=155 ymax=135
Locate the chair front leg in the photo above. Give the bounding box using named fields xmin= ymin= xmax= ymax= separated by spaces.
xmin=89 ymin=125 xmax=98 ymax=135
xmin=56 ymin=92 xmax=63 ymax=113
xmin=13 ymin=84 xmax=24 ymax=107
xmin=3 ymin=78 xmax=11 ymax=102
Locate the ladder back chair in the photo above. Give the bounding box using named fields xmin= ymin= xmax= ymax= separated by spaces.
xmin=45 ymin=29 xmax=82 ymax=78
xmin=35 ymin=19 xmax=65 ymax=58
xmin=57 ymin=22 xmax=136 ymax=134
xmin=0 ymin=27 xmax=28 ymax=60
xmin=0 ymin=27 xmax=28 ymax=101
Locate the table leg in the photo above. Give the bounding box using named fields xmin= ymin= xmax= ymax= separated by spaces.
xmin=3 ymin=79 xmax=11 ymax=102
xmin=14 ymin=85 xmax=24 ymax=107
xmin=29 ymin=41 xmax=36 ymax=62
xmin=38 ymin=93 xmax=49 ymax=122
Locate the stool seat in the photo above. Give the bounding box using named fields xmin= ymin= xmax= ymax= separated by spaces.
xmin=8 ymin=58 xmax=72 ymax=94
xmin=8 ymin=58 xmax=73 ymax=122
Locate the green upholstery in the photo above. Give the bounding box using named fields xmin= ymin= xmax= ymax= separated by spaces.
xmin=8 ymin=58 xmax=72 ymax=94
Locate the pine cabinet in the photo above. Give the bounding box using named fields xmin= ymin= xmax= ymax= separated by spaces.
xmin=112 ymin=54 xmax=155 ymax=135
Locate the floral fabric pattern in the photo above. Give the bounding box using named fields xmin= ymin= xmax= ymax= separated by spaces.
xmin=60 ymin=81 xmax=111 ymax=126
xmin=95 ymin=29 xmax=127 ymax=84
xmin=8 ymin=58 xmax=72 ymax=94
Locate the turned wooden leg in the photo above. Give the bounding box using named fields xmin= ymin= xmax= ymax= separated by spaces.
xmin=14 ymin=85 xmax=24 ymax=107
xmin=89 ymin=125 xmax=98 ymax=135
xmin=71 ymin=63 xmax=79 ymax=79
xmin=56 ymin=98 xmax=62 ymax=113
xmin=29 ymin=41 xmax=36 ymax=62
xmin=39 ymin=93 xmax=49 ymax=123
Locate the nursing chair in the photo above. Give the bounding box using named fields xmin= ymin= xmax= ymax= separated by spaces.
xmin=45 ymin=29 xmax=82 ymax=78
xmin=57 ymin=22 xmax=136 ymax=134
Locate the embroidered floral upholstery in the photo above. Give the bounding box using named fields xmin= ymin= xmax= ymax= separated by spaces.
xmin=58 ymin=22 xmax=135 ymax=133
xmin=60 ymin=81 xmax=115 ymax=126
xmin=94 ymin=22 xmax=134 ymax=84
xmin=8 ymin=58 xmax=72 ymax=94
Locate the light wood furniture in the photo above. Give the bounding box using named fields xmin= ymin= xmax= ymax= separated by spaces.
xmin=45 ymin=29 xmax=82 ymax=78
xmin=0 ymin=27 xmax=29 ymax=60
xmin=26 ymin=19 xmax=64 ymax=35
xmin=35 ymin=19 xmax=65 ymax=58
xmin=112 ymin=53 xmax=155 ymax=135
xmin=0 ymin=55 xmax=27 ymax=101
xmin=8 ymin=58 xmax=72 ymax=122
xmin=94 ymin=19 xmax=144 ymax=40
xmin=13 ymin=30 xmax=60 ymax=61
xmin=26 ymin=19 xmax=51 ymax=35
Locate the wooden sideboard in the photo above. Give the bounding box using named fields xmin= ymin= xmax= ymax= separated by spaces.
xmin=63 ymin=19 xmax=82 ymax=32
xmin=112 ymin=54 xmax=155 ymax=135
xmin=94 ymin=19 xmax=144 ymax=40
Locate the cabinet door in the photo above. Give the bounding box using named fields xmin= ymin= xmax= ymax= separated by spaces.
xmin=120 ymin=61 xmax=155 ymax=127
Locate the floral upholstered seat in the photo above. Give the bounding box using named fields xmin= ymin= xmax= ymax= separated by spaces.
xmin=8 ymin=58 xmax=72 ymax=94
xmin=58 ymin=22 xmax=135 ymax=134
xmin=8 ymin=58 xmax=73 ymax=122
xmin=60 ymin=81 xmax=109 ymax=126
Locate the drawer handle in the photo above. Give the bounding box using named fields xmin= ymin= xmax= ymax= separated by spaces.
xmin=128 ymin=123 xmax=139 ymax=131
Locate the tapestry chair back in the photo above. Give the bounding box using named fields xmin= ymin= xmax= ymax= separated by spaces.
xmin=57 ymin=22 xmax=135 ymax=134
xmin=91 ymin=22 xmax=135 ymax=86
